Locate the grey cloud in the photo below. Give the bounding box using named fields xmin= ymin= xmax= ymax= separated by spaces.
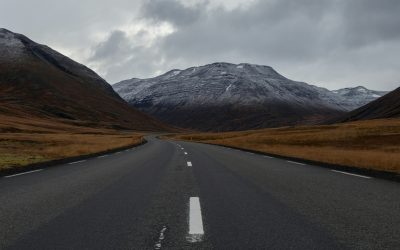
xmin=141 ymin=0 xmax=400 ymax=90
xmin=88 ymin=29 xmax=164 ymax=82
xmin=2 ymin=0 xmax=398 ymax=90
xmin=341 ymin=0 xmax=400 ymax=47
xmin=86 ymin=0 xmax=400 ymax=90
xmin=141 ymin=0 xmax=206 ymax=26
xmin=0 ymin=0 xmax=139 ymax=49
xmin=90 ymin=30 xmax=132 ymax=61
xmin=156 ymin=0 xmax=335 ymax=68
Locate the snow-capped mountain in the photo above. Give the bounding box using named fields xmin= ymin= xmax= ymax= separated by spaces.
xmin=113 ymin=62 xmax=379 ymax=131
xmin=339 ymin=87 xmax=400 ymax=122
xmin=332 ymin=86 xmax=388 ymax=111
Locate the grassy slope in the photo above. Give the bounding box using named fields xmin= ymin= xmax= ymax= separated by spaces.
xmin=168 ymin=119 xmax=400 ymax=174
xmin=0 ymin=114 xmax=144 ymax=171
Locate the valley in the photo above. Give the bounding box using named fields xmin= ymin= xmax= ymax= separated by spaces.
xmin=0 ymin=26 xmax=399 ymax=250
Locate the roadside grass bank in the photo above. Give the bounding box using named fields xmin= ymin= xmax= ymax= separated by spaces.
xmin=0 ymin=115 xmax=144 ymax=173
xmin=165 ymin=119 xmax=400 ymax=175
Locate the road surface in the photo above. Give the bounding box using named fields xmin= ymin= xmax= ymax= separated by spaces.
xmin=1 ymin=136 xmax=399 ymax=249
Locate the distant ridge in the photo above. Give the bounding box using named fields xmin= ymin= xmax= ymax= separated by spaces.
xmin=338 ymin=87 xmax=400 ymax=122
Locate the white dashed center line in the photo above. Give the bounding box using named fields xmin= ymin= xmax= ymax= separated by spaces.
xmin=4 ymin=169 xmax=43 ymax=178
xmin=187 ymin=161 xmax=192 ymax=167
xmin=331 ymin=170 xmax=371 ymax=179
xmin=68 ymin=160 xmax=86 ymax=165
xmin=184 ymin=152 xmax=188 ymax=155
xmin=154 ymin=226 xmax=167 ymax=249
xmin=187 ymin=197 xmax=204 ymax=243
xmin=287 ymin=161 xmax=305 ymax=166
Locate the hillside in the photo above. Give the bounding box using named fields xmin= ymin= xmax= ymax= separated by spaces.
xmin=0 ymin=28 xmax=168 ymax=131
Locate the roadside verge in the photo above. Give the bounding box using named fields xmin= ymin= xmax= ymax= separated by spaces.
xmin=0 ymin=139 xmax=147 ymax=177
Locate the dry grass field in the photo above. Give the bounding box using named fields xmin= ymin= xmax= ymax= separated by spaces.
xmin=0 ymin=114 xmax=144 ymax=171
xmin=168 ymin=119 xmax=400 ymax=174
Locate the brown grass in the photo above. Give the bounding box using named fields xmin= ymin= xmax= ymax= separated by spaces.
xmin=166 ymin=119 xmax=400 ymax=174
xmin=0 ymin=114 xmax=144 ymax=171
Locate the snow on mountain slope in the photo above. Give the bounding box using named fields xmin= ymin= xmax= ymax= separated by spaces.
xmin=113 ymin=63 xmax=384 ymax=130
xmin=114 ymin=62 xmax=387 ymax=131
xmin=112 ymin=63 xmax=308 ymax=130
xmin=117 ymin=63 xmax=328 ymax=107
xmin=332 ymin=86 xmax=388 ymax=111
xmin=338 ymin=87 xmax=400 ymax=122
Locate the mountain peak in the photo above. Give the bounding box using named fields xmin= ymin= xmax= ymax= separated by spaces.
xmin=0 ymin=28 xmax=11 ymax=33
xmin=113 ymin=62 xmax=348 ymax=131
xmin=113 ymin=62 xmax=390 ymax=131
xmin=0 ymin=28 xmax=24 ymax=42
xmin=0 ymin=28 xmax=26 ymax=59
xmin=332 ymin=86 xmax=388 ymax=110
xmin=355 ymin=86 xmax=368 ymax=92
xmin=174 ymin=62 xmax=284 ymax=81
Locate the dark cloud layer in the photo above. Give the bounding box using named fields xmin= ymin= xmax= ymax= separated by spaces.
xmin=1 ymin=0 xmax=399 ymax=90
xmin=141 ymin=0 xmax=206 ymax=26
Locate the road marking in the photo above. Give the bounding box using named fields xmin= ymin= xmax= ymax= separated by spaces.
xmin=187 ymin=161 xmax=192 ymax=167
xmin=98 ymin=155 xmax=108 ymax=158
xmin=264 ymin=156 xmax=273 ymax=159
xmin=331 ymin=170 xmax=371 ymax=179
xmin=4 ymin=169 xmax=43 ymax=178
xmin=68 ymin=160 xmax=86 ymax=165
xmin=184 ymin=152 xmax=188 ymax=155
xmin=154 ymin=226 xmax=167 ymax=249
xmin=187 ymin=197 xmax=204 ymax=243
xmin=287 ymin=161 xmax=305 ymax=166
xmin=115 ymin=152 xmax=122 ymax=154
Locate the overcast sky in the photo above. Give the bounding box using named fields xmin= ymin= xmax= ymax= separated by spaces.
xmin=1 ymin=0 xmax=399 ymax=90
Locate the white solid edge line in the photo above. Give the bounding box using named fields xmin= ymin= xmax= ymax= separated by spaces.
xmin=187 ymin=161 xmax=192 ymax=167
xmin=331 ymin=170 xmax=371 ymax=179
xmin=287 ymin=161 xmax=306 ymax=166
xmin=264 ymin=156 xmax=273 ymax=159
xmin=187 ymin=197 xmax=204 ymax=243
xmin=4 ymin=169 xmax=43 ymax=178
xmin=68 ymin=160 xmax=86 ymax=165
xmin=98 ymin=155 xmax=108 ymax=158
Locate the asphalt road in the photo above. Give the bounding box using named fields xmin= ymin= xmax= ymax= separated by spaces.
xmin=1 ymin=136 xmax=399 ymax=249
